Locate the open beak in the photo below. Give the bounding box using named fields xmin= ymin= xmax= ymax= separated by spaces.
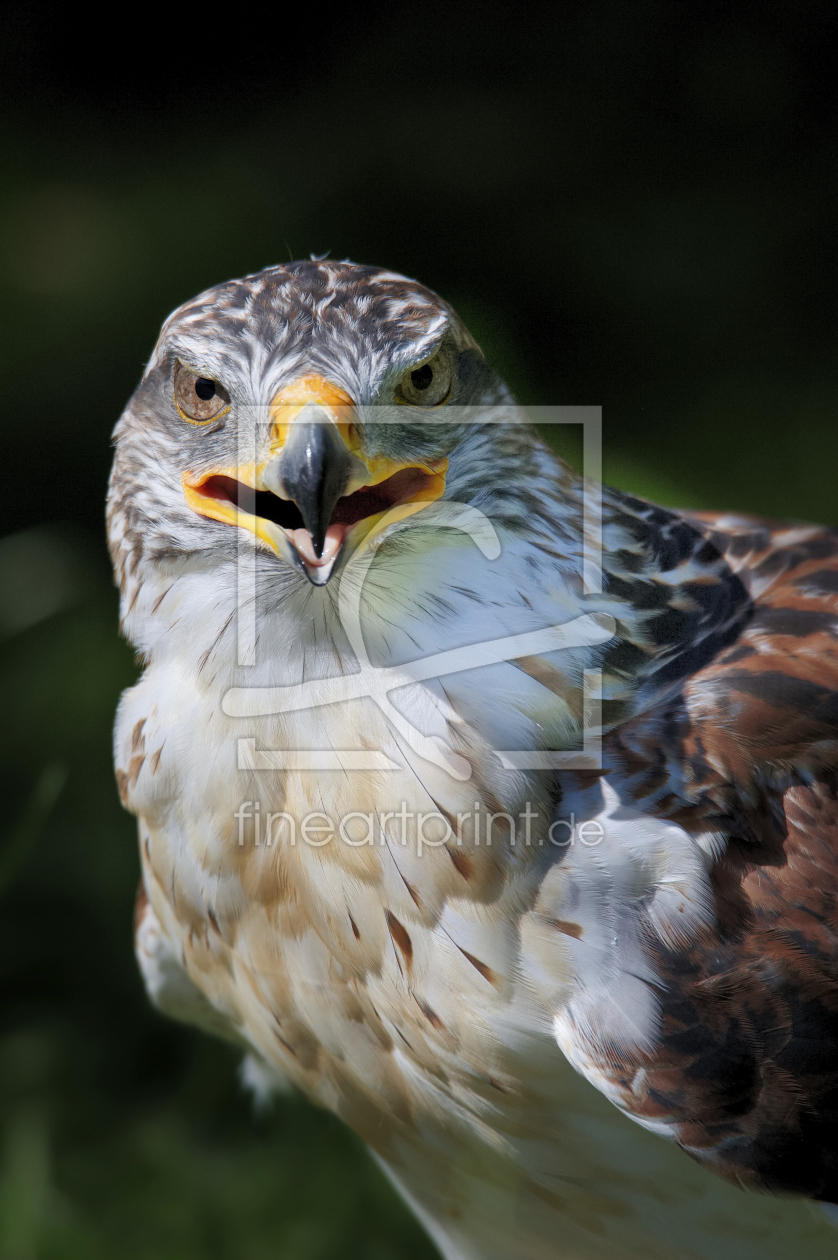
xmin=182 ymin=375 xmax=447 ymax=585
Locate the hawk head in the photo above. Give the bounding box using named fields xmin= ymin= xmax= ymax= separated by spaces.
xmin=107 ymin=260 xmax=534 ymax=604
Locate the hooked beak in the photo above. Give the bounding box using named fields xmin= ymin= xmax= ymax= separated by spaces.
xmin=261 ymin=404 xmax=358 ymax=564
xmin=182 ymin=375 xmax=448 ymax=585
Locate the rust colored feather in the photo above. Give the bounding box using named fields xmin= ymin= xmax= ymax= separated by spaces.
xmin=596 ymin=516 xmax=838 ymax=1199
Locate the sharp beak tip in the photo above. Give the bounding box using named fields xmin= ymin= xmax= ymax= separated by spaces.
xmin=274 ymin=417 xmax=353 ymax=566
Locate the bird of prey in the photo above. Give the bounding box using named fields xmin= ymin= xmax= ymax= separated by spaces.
xmin=109 ymin=260 xmax=838 ymax=1259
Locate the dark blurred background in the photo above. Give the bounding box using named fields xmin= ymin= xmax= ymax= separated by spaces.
xmin=1 ymin=2 xmax=837 ymax=1255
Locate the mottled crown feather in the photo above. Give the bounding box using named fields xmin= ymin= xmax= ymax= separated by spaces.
xmin=146 ymin=259 xmax=477 ymax=385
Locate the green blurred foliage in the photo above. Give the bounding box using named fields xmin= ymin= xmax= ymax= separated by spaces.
xmin=1 ymin=1 xmax=838 ymax=1255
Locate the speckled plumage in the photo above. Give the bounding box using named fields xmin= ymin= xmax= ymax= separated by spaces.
xmin=110 ymin=261 xmax=838 ymax=1258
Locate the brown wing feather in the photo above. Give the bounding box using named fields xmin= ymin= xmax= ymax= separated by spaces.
xmin=600 ymin=513 xmax=838 ymax=1198
xmin=682 ymin=511 xmax=838 ymax=792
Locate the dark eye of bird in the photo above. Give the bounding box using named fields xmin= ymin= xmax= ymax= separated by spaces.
xmin=410 ymin=364 xmax=434 ymax=391
xmin=195 ymin=378 xmax=217 ymax=401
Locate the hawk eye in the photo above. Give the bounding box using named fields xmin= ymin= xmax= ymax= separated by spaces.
xmin=174 ymin=363 xmax=230 ymax=423
xmin=411 ymin=364 xmax=434 ymax=391
xmin=397 ymin=349 xmax=453 ymax=407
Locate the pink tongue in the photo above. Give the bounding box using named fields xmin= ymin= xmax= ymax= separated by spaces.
xmin=290 ymin=523 xmax=347 ymax=566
